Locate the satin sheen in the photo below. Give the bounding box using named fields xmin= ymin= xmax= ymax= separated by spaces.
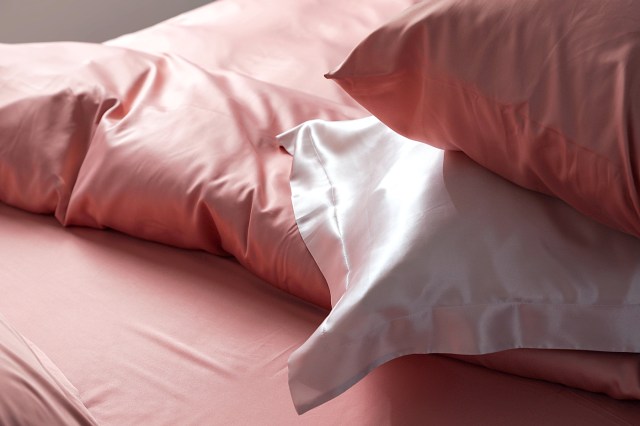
xmin=281 ymin=117 xmax=640 ymax=413
xmin=1 ymin=42 xmax=339 ymax=306
xmin=3 ymin=203 xmax=640 ymax=425
xmin=327 ymin=0 xmax=640 ymax=238
xmin=0 ymin=0 xmax=420 ymax=308
xmin=62 ymin=49 xmax=365 ymax=308
xmin=0 ymin=43 xmax=128 ymax=222
xmin=1 ymin=1 xmax=639 ymax=422
xmin=106 ymin=0 xmax=421 ymax=107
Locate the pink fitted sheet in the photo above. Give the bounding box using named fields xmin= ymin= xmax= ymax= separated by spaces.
xmin=2 ymin=1 xmax=640 ymax=423
xmin=1 ymin=203 xmax=640 ymax=425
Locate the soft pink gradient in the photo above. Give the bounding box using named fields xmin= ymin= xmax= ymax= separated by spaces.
xmin=328 ymin=0 xmax=640 ymax=237
xmin=3 ymin=43 xmax=336 ymax=304
xmin=0 ymin=43 xmax=137 ymax=222
xmin=0 ymin=312 xmax=97 ymax=425
xmin=105 ymin=0 xmax=421 ymax=106
xmin=61 ymin=48 xmax=365 ymax=308
xmin=0 ymin=0 xmax=420 ymax=308
xmin=1 ymin=0 xmax=639 ymax=422
xmin=1 ymin=203 xmax=639 ymax=425
xmin=454 ymin=349 xmax=640 ymax=401
xmin=281 ymin=117 xmax=640 ymax=413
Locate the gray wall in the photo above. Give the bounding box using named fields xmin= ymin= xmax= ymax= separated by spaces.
xmin=0 ymin=0 xmax=212 ymax=43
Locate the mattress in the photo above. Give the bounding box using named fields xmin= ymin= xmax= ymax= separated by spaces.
xmin=1 ymin=0 xmax=640 ymax=424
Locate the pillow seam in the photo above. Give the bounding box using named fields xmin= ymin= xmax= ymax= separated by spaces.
xmin=305 ymin=126 xmax=353 ymax=311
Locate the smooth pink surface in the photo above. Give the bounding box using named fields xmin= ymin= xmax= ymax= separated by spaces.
xmin=0 ymin=312 xmax=97 ymax=425
xmin=106 ymin=7 xmax=640 ymax=412
xmin=61 ymin=47 xmax=365 ymax=308
xmin=281 ymin=117 xmax=640 ymax=412
xmin=1 ymin=0 xmax=422 ymax=308
xmin=0 ymin=0 xmax=421 ymax=309
xmin=105 ymin=0 xmax=420 ymax=106
xmin=1 ymin=203 xmax=639 ymax=425
xmin=0 ymin=41 xmax=363 ymax=308
xmin=0 ymin=43 xmax=137 ymax=222
xmin=456 ymin=349 xmax=640 ymax=401
xmin=2 ymin=1 xmax=640 ymax=423
xmin=328 ymin=0 xmax=640 ymax=237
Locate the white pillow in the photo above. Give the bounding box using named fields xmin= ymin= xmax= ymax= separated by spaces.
xmin=279 ymin=117 xmax=640 ymax=414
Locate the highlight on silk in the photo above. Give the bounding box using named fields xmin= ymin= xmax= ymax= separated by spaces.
xmin=0 ymin=0 xmax=639 ymax=424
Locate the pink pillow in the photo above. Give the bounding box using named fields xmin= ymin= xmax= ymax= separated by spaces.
xmin=62 ymin=50 xmax=365 ymax=309
xmin=0 ymin=42 xmax=364 ymax=308
xmin=279 ymin=117 xmax=640 ymax=413
xmin=327 ymin=0 xmax=640 ymax=237
xmin=0 ymin=313 xmax=97 ymax=425
xmin=0 ymin=43 xmax=126 ymax=222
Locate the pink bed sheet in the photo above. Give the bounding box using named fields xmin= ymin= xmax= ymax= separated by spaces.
xmin=1 ymin=0 xmax=639 ymax=423
xmin=1 ymin=203 xmax=639 ymax=425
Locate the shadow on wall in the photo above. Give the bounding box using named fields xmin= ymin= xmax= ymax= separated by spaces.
xmin=0 ymin=0 xmax=213 ymax=43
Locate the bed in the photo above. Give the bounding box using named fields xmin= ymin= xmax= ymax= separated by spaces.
xmin=1 ymin=0 xmax=640 ymax=424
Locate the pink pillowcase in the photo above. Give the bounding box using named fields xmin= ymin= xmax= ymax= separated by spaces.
xmin=59 ymin=49 xmax=366 ymax=309
xmin=327 ymin=0 xmax=640 ymax=237
xmin=0 ymin=43 xmax=125 ymax=222
xmin=0 ymin=312 xmax=97 ymax=425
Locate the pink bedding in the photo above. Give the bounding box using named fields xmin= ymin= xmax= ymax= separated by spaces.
xmin=1 ymin=0 xmax=640 ymax=423
xmin=105 ymin=0 xmax=421 ymax=107
xmin=0 ymin=311 xmax=96 ymax=425
xmin=1 ymin=203 xmax=639 ymax=425
xmin=327 ymin=0 xmax=640 ymax=238
xmin=0 ymin=44 xmax=116 ymax=221
xmin=281 ymin=117 xmax=640 ymax=412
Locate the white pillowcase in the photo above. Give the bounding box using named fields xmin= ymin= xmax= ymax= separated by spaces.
xmin=279 ymin=117 xmax=640 ymax=414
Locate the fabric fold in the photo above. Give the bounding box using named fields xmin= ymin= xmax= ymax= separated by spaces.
xmin=280 ymin=117 xmax=640 ymax=413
